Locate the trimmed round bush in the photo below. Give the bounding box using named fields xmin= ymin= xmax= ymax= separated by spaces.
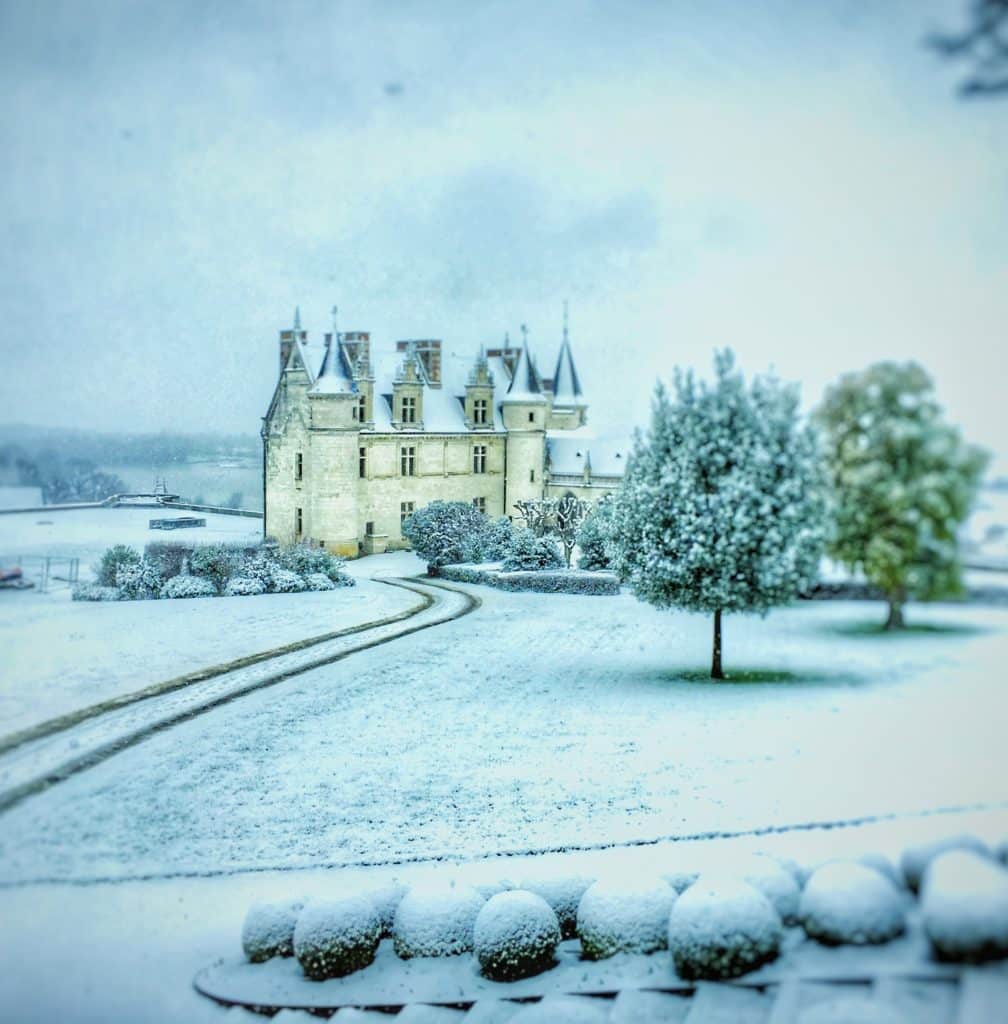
xmin=662 ymin=870 xmax=699 ymax=894
xmin=857 ymin=852 xmax=903 ymax=889
xmin=392 ymin=883 xmax=486 ymax=959
xmin=268 ymin=568 xmax=307 ymax=593
xmin=473 ymin=890 xmax=561 ymax=980
xmin=733 ymin=853 xmax=801 ymax=925
xmin=160 ymin=574 xmax=218 ymax=599
xmin=667 ymin=876 xmax=782 ymax=980
xmin=502 ymin=528 xmax=564 ymax=572
xmin=922 ymin=850 xmax=1008 ymax=962
xmin=797 ymin=999 xmax=909 ymax=1024
xmin=519 ymin=874 xmax=594 ymax=939
xmin=576 ymin=876 xmax=676 ymax=959
xmin=293 ymin=895 xmax=381 ymax=980
xmin=115 ymin=558 xmax=163 ymax=599
xmin=224 ymin=576 xmax=266 ymax=597
xmin=305 ymin=572 xmax=336 ymax=591
xmin=800 ymin=861 xmax=906 ymax=946
xmin=242 ymin=899 xmax=303 ymax=962
xmin=72 ymin=583 xmax=121 ymax=601
xmin=366 ymin=881 xmax=408 ymax=938
xmin=900 ymin=833 xmax=990 ymax=892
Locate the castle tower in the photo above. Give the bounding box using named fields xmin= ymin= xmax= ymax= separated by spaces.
xmin=549 ymin=301 xmax=587 ymax=429
xmin=500 ymin=326 xmax=548 ymax=518
xmin=306 ymin=332 xmax=361 ymax=556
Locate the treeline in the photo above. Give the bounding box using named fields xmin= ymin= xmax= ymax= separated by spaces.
xmin=0 ymin=444 xmax=127 ymax=503
xmin=0 ymin=424 xmax=259 ymax=467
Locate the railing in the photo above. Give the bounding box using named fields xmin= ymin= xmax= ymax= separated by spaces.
xmin=0 ymin=555 xmax=80 ymax=593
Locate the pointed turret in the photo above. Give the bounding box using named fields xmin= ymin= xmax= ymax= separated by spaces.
xmin=311 ymin=331 xmax=356 ymax=394
xmin=552 ymin=301 xmax=584 ymax=405
xmin=502 ymin=325 xmax=547 ymax=404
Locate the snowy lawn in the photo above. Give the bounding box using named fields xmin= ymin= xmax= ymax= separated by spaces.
xmin=1 ymin=581 xmax=1005 ymax=883
xmin=0 ymin=580 xmax=421 ymax=738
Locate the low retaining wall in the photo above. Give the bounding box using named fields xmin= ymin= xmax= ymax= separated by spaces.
xmin=436 ymin=564 xmax=620 ymax=595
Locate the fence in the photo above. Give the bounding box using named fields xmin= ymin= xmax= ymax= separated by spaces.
xmin=0 ymin=555 xmax=80 ymax=593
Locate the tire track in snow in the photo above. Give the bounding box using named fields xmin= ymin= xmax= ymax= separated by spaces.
xmin=0 ymin=578 xmax=480 ymax=816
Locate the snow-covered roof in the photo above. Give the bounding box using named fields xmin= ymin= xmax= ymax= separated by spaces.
xmin=547 ymin=432 xmax=629 ymax=479
xmin=309 ymin=339 xmax=357 ymax=395
xmin=502 ymin=344 xmax=548 ymax=404
xmin=552 ymin=336 xmax=584 ymax=404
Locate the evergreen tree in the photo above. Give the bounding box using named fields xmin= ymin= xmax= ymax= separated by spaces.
xmin=610 ymin=351 xmax=828 ymax=678
xmin=816 ymin=361 xmax=988 ymax=629
xmin=576 ymin=495 xmax=614 ymax=571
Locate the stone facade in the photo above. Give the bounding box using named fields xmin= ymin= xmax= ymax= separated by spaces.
xmin=262 ymin=309 xmax=624 ymax=557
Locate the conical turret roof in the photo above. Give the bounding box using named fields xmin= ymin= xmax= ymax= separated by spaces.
xmin=311 ymin=334 xmax=356 ymax=395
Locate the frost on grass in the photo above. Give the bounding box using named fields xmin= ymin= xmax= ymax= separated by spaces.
xmin=797 ymin=998 xmax=909 ymax=1024
xmin=292 ymin=895 xmax=381 ymax=980
xmin=392 ymin=883 xmax=486 ymax=959
xmin=576 ymin=876 xmax=676 ymax=959
xmin=366 ymin=881 xmax=408 ymax=938
xmin=241 ymin=899 xmax=303 ymax=963
xmin=508 ymin=996 xmax=610 ymax=1023
xmin=899 ymin=833 xmax=990 ymax=892
xmin=732 ymin=853 xmax=801 ymax=924
xmin=799 ymin=862 xmax=906 ymax=946
xmin=518 ymin=874 xmax=594 ymax=939
xmin=921 ymin=850 xmax=1008 ymax=962
xmin=667 ymin=876 xmax=782 ymax=980
xmin=473 ymin=890 xmax=561 ymax=981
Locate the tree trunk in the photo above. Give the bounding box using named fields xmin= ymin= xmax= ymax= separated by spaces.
xmin=711 ymin=608 xmax=724 ymax=679
xmin=885 ymin=597 xmax=905 ymax=630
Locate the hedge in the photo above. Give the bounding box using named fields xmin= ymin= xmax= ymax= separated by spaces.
xmin=437 ymin=564 xmax=620 ymax=596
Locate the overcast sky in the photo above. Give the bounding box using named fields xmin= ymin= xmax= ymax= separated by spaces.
xmin=0 ymin=0 xmax=1003 ymax=466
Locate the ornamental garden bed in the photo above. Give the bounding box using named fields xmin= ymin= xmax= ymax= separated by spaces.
xmin=435 ymin=562 xmax=620 ymax=596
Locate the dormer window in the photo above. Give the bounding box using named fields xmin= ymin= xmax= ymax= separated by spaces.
xmin=402 ymin=395 xmax=417 ymax=424
xmin=473 ymin=398 xmax=488 ymax=425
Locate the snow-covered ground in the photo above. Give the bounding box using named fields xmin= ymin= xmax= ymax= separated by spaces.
xmin=2 ymin=562 xmax=1005 ymax=883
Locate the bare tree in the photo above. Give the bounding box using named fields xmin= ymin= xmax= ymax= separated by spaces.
xmin=514 ymin=496 xmax=592 ymax=567
xmin=930 ymin=0 xmax=1008 ymax=97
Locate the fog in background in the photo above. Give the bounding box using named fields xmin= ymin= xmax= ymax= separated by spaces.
xmin=0 ymin=0 xmax=1004 ymax=469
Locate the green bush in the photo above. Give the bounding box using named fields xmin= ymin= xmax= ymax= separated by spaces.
xmin=502 ymin=528 xmax=564 ymax=572
xmin=94 ymin=544 xmax=140 ymax=587
xmin=402 ymin=501 xmax=491 ymax=568
xmin=189 ymin=544 xmax=243 ymax=591
xmin=115 ymin=559 xmax=164 ymax=599
xmin=576 ymin=497 xmax=614 ymax=571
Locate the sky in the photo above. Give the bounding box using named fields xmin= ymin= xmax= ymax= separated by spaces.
xmin=0 ymin=0 xmax=1004 ymax=468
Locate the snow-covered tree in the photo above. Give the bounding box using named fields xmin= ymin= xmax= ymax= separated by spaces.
xmin=402 ymin=500 xmax=488 ymax=569
xmin=576 ymin=496 xmax=614 ymax=571
xmin=502 ymin=528 xmax=564 ymax=572
xmin=515 ymin=496 xmax=591 ymax=567
xmin=816 ymin=361 xmax=988 ymax=629
xmin=610 ymin=351 xmax=828 ymax=678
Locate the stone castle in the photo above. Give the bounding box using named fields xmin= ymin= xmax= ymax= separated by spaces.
xmin=262 ymin=307 xmax=625 ymax=557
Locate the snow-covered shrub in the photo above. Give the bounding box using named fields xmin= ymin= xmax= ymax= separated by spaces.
xmin=797 ymin=999 xmax=909 ymax=1024
xmin=189 ymin=543 xmax=242 ymax=592
xmin=143 ymin=541 xmax=189 ymax=580
xmin=576 ymin=876 xmax=677 ymax=959
xmin=508 ymin=997 xmax=609 ymax=1023
xmin=402 ymin=501 xmax=488 ymax=569
xmin=72 ymin=582 xmax=121 ymax=601
xmin=473 ymin=891 xmax=561 ymax=980
xmin=392 ymin=883 xmax=486 ymax=958
xmin=576 ymin=496 xmax=614 ymax=571
xmin=115 ymin=559 xmax=163 ymax=600
xmin=481 ymin=517 xmax=516 ymax=561
xmin=242 ymin=553 xmax=279 ymax=588
xmin=799 ymin=862 xmax=906 ymax=946
xmin=856 ymin=852 xmax=903 ymax=889
xmin=900 ymin=833 xmax=991 ymax=892
xmin=436 ymin=565 xmax=619 ymax=595
xmin=293 ymin=895 xmax=381 ymax=980
xmin=268 ymin=568 xmax=307 ymax=593
xmin=502 ymin=528 xmax=564 ymax=572
xmin=305 ymin=572 xmax=336 ymax=591
xmin=667 ymin=876 xmax=782 ymax=980
xmin=94 ymin=544 xmax=140 ymax=587
xmin=519 ymin=875 xmax=594 ymax=939
xmin=921 ymin=850 xmax=1008 ymax=962
xmin=732 ymin=853 xmax=801 ymax=925
xmin=242 ymin=899 xmax=303 ymax=962
xmin=275 ymin=544 xmax=352 ymax=584
xmin=160 ymin=574 xmax=217 ymax=599
xmin=365 ymin=882 xmax=408 ymax=938
xmin=224 ymin=576 xmax=266 ymax=597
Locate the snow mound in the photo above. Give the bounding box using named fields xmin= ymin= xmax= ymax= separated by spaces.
xmin=900 ymin=833 xmax=990 ymax=892
xmin=576 ymin=876 xmax=676 ymax=959
xmin=667 ymin=876 xmax=782 ymax=980
xmin=797 ymin=998 xmax=909 ymax=1024
xmin=732 ymin=853 xmax=801 ymax=924
xmin=366 ymin=882 xmax=408 ymax=938
xmin=519 ymin=874 xmax=594 ymax=939
xmin=292 ymin=895 xmax=381 ymax=980
xmin=392 ymin=883 xmax=486 ymax=959
xmin=799 ymin=861 xmax=906 ymax=946
xmin=241 ymin=899 xmax=303 ymax=962
xmin=473 ymin=890 xmax=561 ymax=980
xmin=661 ymin=870 xmax=699 ymax=894
xmin=921 ymin=850 xmax=1008 ymax=962
xmin=508 ymin=996 xmax=609 ymax=1023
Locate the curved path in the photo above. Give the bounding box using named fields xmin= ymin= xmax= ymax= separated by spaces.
xmin=0 ymin=577 xmax=479 ymax=815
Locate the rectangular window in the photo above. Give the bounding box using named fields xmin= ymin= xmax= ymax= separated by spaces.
xmin=472 ymin=497 xmax=486 ymax=514
xmin=295 ymin=452 xmax=303 ymax=482
xmin=473 ymin=398 xmax=488 ymax=425
xmin=365 ymin=520 xmax=375 ymax=536
xmin=530 ymin=468 xmax=535 ymax=483
xmin=400 ymin=501 xmax=415 ymax=528
xmin=473 ymin=444 xmax=487 ymax=474
xmin=528 ymin=411 xmax=535 ymax=423
xmin=295 ymin=507 xmax=303 ymax=538
xmin=402 ymin=395 xmax=417 ymax=424
xmin=400 ymin=445 xmax=416 ymax=476
xmin=358 ymin=446 xmax=367 ymax=479
xmin=357 ymin=395 xmax=367 ymax=422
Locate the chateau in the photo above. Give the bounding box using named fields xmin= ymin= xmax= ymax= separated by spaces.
xmin=262 ymin=308 xmax=625 ymax=557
